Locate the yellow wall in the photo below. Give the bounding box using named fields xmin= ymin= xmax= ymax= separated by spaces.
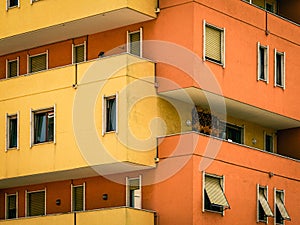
xmin=0 ymin=54 xmax=162 ymax=180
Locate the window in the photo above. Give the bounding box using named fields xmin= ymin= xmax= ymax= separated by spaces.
xmin=33 ymin=108 xmax=54 ymax=144
xmin=127 ymin=28 xmax=142 ymax=57
xmin=226 ymin=123 xmax=243 ymax=144
xmin=126 ymin=176 xmax=142 ymax=209
xmin=6 ymin=193 xmax=17 ymax=219
xmin=265 ymin=133 xmax=273 ymax=152
xmin=102 ymin=95 xmax=118 ymax=135
xmin=7 ymin=0 xmax=19 ymax=9
xmin=204 ymin=21 xmax=225 ymax=67
xmin=6 ymin=58 xmax=19 ymax=78
xmin=257 ymin=43 xmax=269 ymax=82
xmin=203 ymin=173 xmax=230 ymax=213
xmin=275 ymin=190 xmax=291 ymax=225
xmin=28 ymin=52 xmax=48 ymax=73
xmin=274 ymin=49 xmax=285 ymax=89
xmin=72 ymin=42 xmax=86 ymax=64
xmin=257 ymin=185 xmax=273 ymax=223
xmin=26 ymin=190 xmax=46 ymax=217
xmin=72 ymin=184 xmax=85 ymax=212
xmin=6 ymin=114 xmax=18 ymax=149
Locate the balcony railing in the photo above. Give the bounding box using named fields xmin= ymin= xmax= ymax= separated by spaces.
xmin=0 ymin=207 xmax=156 ymax=225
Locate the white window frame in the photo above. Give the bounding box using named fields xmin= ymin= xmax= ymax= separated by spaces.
xmin=257 ymin=184 xmax=273 ymax=223
xmin=6 ymin=0 xmax=20 ymax=10
xmin=257 ymin=42 xmax=269 ymax=83
xmin=126 ymin=175 xmax=142 ymax=209
xmin=30 ymin=0 xmax=40 ymax=4
xmin=203 ymin=20 xmax=226 ymax=68
xmin=25 ymin=189 xmax=46 ymax=217
xmin=27 ymin=51 xmax=49 ymax=74
xmin=72 ymin=41 xmax=87 ymax=64
xmin=6 ymin=112 xmax=20 ymax=151
xmin=202 ymin=172 xmax=229 ymax=215
xmin=102 ymin=93 xmax=118 ymax=136
xmin=30 ymin=105 xmax=56 ymax=147
xmin=127 ymin=28 xmax=143 ymax=57
xmin=71 ymin=183 xmax=86 ymax=212
xmin=6 ymin=57 xmax=20 ymax=78
xmin=274 ymin=49 xmax=285 ymax=89
xmin=5 ymin=192 xmax=18 ymax=219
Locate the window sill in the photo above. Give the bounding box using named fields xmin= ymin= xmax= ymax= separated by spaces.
xmin=204 ymin=209 xmax=223 ymax=215
xmin=204 ymin=58 xmax=224 ymax=68
xmin=5 ymin=147 xmax=18 ymax=152
xmin=32 ymin=141 xmax=54 ymax=147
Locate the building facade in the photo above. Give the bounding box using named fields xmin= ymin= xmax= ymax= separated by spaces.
xmin=0 ymin=0 xmax=299 ymax=224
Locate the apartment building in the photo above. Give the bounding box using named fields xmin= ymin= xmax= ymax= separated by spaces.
xmin=0 ymin=0 xmax=299 ymax=225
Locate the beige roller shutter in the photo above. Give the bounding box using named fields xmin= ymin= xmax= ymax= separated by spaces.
xmin=130 ymin=32 xmax=141 ymax=56
xmin=276 ymin=193 xmax=291 ymax=220
xmin=27 ymin=191 xmax=45 ymax=216
xmin=259 ymin=189 xmax=273 ymax=217
xmin=30 ymin=54 xmax=47 ymax=73
xmin=205 ymin=26 xmax=222 ymax=62
xmin=74 ymin=45 xmax=85 ymax=63
xmin=205 ymin=176 xmax=229 ymax=208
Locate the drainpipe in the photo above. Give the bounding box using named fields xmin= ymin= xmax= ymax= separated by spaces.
xmin=74 ymin=212 xmax=77 ymax=225
xmin=265 ymin=10 xmax=269 ymax=36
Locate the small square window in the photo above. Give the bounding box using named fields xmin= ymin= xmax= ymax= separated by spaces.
xmin=72 ymin=184 xmax=85 ymax=212
xmin=7 ymin=114 xmax=18 ymax=149
xmin=26 ymin=190 xmax=45 ymax=217
xmin=28 ymin=53 xmax=47 ymax=73
xmin=226 ymin=123 xmax=243 ymax=144
xmin=73 ymin=43 xmax=86 ymax=64
xmin=7 ymin=0 xmax=19 ymax=8
xmin=203 ymin=174 xmax=230 ymax=213
xmin=274 ymin=50 xmax=285 ymax=89
xmin=6 ymin=193 xmax=17 ymax=219
xmin=127 ymin=29 xmax=142 ymax=57
xmin=275 ymin=190 xmax=291 ymax=224
xmin=33 ymin=109 xmax=54 ymax=144
xmin=257 ymin=43 xmax=269 ymax=82
xmin=257 ymin=185 xmax=273 ymax=223
xmin=204 ymin=21 xmax=225 ymax=67
xmin=6 ymin=59 xmax=19 ymax=78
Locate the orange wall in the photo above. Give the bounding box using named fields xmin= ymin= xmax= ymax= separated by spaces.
xmin=0 ymin=176 xmax=125 ymax=219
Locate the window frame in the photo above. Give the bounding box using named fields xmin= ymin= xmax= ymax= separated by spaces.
xmin=274 ymin=49 xmax=285 ymax=89
xmin=25 ymin=189 xmax=46 ymax=217
xmin=5 ymin=192 xmax=18 ymax=219
xmin=257 ymin=185 xmax=274 ymax=223
xmin=6 ymin=57 xmax=19 ymax=78
xmin=102 ymin=94 xmax=118 ymax=136
xmin=127 ymin=28 xmax=143 ymax=57
xmin=6 ymin=0 xmax=20 ymax=10
xmin=257 ymin=42 xmax=269 ymax=83
xmin=71 ymin=183 xmax=86 ymax=212
xmin=203 ymin=20 xmax=226 ymax=68
xmin=126 ymin=176 xmax=142 ymax=209
xmin=202 ymin=172 xmax=230 ymax=215
xmin=274 ymin=189 xmax=291 ymax=225
xmin=264 ymin=132 xmax=274 ymax=153
xmin=6 ymin=112 xmax=19 ymax=151
xmin=30 ymin=106 xmax=56 ymax=147
xmin=72 ymin=41 xmax=86 ymax=64
xmin=27 ymin=51 xmax=48 ymax=74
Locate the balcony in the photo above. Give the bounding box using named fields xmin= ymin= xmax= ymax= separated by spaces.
xmin=158 ymin=87 xmax=300 ymax=160
xmin=0 ymin=207 xmax=156 ymax=225
xmin=0 ymin=0 xmax=158 ymax=55
xmin=0 ymin=54 xmax=156 ymax=188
